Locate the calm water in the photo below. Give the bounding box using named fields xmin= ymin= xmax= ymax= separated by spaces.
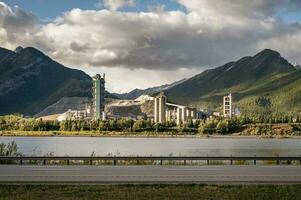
xmin=0 ymin=137 xmax=301 ymax=156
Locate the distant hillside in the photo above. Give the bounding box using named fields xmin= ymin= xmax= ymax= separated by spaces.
xmin=114 ymin=79 xmax=186 ymax=99
xmin=0 ymin=46 xmax=115 ymax=116
xmin=0 ymin=46 xmax=92 ymax=115
xmin=2 ymin=46 xmax=301 ymax=117
xmin=165 ymin=49 xmax=301 ymax=116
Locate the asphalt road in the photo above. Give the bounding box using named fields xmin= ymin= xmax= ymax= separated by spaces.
xmin=0 ymin=165 xmax=301 ymax=184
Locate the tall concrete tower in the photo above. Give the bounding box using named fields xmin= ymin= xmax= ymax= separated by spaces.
xmin=93 ymin=74 xmax=105 ymax=120
xmin=176 ymin=107 xmax=182 ymax=125
xmin=154 ymin=97 xmax=160 ymax=123
xmin=181 ymin=107 xmax=187 ymax=122
xmin=223 ymin=93 xmax=233 ymax=118
xmin=154 ymin=93 xmax=166 ymax=123
xmin=190 ymin=108 xmax=196 ymax=119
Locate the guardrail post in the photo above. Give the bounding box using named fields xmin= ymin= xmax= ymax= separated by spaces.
xmin=90 ymin=160 xmax=93 ymax=165
xmin=230 ymin=160 xmax=233 ymax=165
xmin=207 ymin=160 xmax=209 ymax=165
xmin=160 ymin=160 xmax=163 ymax=165
xmin=43 ymin=160 xmax=46 ymax=165
xmin=277 ymin=160 xmax=280 ymax=165
xmin=184 ymin=160 xmax=186 ymax=165
xmin=67 ymin=160 xmax=70 ymax=165
xmin=114 ymin=160 xmax=117 ymax=165
xmin=254 ymin=159 xmax=256 ymax=165
xmin=300 ymin=159 xmax=301 ymax=165
xmin=137 ymin=160 xmax=139 ymax=165
xmin=20 ymin=159 xmax=23 ymax=165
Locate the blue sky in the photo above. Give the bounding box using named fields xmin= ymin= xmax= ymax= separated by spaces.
xmin=3 ymin=0 xmax=185 ymax=20
xmin=3 ymin=0 xmax=301 ymax=23
xmin=3 ymin=0 xmax=101 ymax=20
xmin=281 ymin=11 xmax=301 ymax=23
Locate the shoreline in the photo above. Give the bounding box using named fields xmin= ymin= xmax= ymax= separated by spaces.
xmin=0 ymin=131 xmax=301 ymax=139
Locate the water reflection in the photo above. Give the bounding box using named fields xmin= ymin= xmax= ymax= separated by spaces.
xmin=0 ymin=137 xmax=300 ymax=156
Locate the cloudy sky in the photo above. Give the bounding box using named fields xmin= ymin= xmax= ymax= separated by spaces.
xmin=1 ymin=0 xmax=301 ymax=93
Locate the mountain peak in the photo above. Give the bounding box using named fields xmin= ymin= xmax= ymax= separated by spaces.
xmin=15 ymin=46 xmax=24 ymax=54
xmin=11 ymin=47 xmax=48 ymax=65
xmin=165 ymin=48 xmax=297 ymax=105
xmin=255 ymin=49 xmax=280 ymax=58
xmin=21 ymin=47 xmax=46 ymax=57
xmin=251 ymin=48 xmax=295 ymax=73
xmin=0 ymin=46 xmax=92 ymax=116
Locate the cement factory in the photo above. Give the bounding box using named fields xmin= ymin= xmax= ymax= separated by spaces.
xmin=56 ymin=74 xmax=235 ymax=123
xmin=153 ymin=93 xmax=197 ymax=125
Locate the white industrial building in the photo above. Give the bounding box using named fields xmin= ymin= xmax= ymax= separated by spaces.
xmin=223 ymin=93 xmax=233 ymax=118
xmin=57 ymin=109 xmax=90 ymax=122
xmin=153 ymin=93 xmax=197 ymax=125
xmin=154 ymin=93 xmax=167 ymax=123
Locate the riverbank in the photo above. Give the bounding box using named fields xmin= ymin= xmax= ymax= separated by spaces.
xmin=0 ymin=184 xmax=301 ymax=200
xmin=0 ymin=130 xmax=196 ymax=137
xmin=2 ymin=115 xmax=301 ymax=138
xmin=1 ymin=130 xmax=301 ymax=139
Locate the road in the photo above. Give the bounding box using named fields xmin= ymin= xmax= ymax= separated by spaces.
xmin=0 ymin=165 xmax=301 ymax=184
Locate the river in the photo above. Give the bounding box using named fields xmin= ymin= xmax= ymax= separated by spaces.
xmin=0 ymin=137 xmax=301 ymax=156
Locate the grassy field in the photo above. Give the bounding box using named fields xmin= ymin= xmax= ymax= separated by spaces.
xmin=0 ymin=184 xmax=301 ymax=200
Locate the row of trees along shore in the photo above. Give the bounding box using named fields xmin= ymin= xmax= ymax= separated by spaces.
xmin=1 ymin=114 xmax=301 ymax=135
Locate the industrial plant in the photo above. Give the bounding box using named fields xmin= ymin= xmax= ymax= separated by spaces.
xmin=154 ymin=93 xmax=197 ymax=125
xmin=55 ymin=74 xmax=235 ymax=122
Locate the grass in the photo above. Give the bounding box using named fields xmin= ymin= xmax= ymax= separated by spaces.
xmin=0 ymin=184 xmax=301 ymax=200
xmin=0 ymin=130 xmax=197 ymax=137
xmin=1 ymin=122 xmax=301 ymax=139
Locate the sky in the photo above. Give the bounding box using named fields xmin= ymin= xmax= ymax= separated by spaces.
xmin=1 ymin=0 xmax=301 ymax=93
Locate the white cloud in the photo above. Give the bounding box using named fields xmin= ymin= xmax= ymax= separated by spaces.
xmin=258 ymin=28 xmax=301 ymax=64
xmin=31 ymin=9 xmax=266 ymax=69
xmin=178 ymin=0 xmax=301 ymax=17
xmin=1 ymin=1 xmax=301 ymax=92
xmin=74 ymin=66 xmax=201 ymax=93
xmin=0 ymin=2 xmax=37 ymax=48
xmin=102 ymin=0 xmax=135 ymax=11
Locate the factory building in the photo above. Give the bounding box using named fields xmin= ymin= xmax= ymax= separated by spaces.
xmin=223 ymin=93 xmax=233 ymax=118
xmin=92 ymin=74 xmax=105 ymax=120
xmin=175 ymin=107 xmax=197 ymax=125
xmin=176 ymin=107 xmax=182 ymax=125
xmin=154 ymin=93 xmax=166 ymax=123
xmin=154 ymin=93 xmax=198 ymax=125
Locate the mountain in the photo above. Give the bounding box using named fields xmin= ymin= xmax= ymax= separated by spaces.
xmin=114 ymin=78 xmax=186 ymax=99
xmin=165 ymin=49 xmax=301 ymax=115
xmin=2 ymin=46 xmax=300 ymax=117
xmin=0 ymin=46 xmax=93 ymax=116
xmin=0 ymin=46 xmax=118 ymax=116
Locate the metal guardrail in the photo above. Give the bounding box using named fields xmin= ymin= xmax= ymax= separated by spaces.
xmin=0 ymin=156 xmax=301 ymax=165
